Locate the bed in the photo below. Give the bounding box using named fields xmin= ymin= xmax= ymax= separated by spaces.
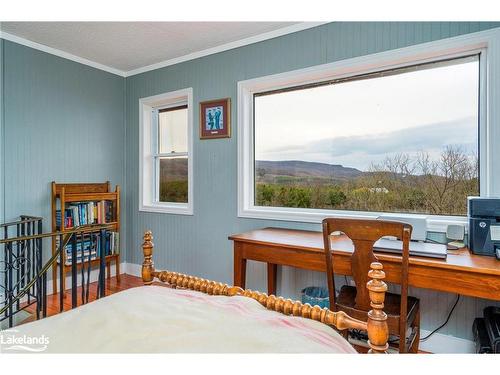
xmin=6 ymin=231 xmax=389 ymax=353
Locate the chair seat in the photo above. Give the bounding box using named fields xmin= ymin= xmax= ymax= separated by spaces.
xmin=336 ymin=285 xmax=419 ymax=332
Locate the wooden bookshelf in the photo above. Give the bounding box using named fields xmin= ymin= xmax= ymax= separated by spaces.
xmin=51 ymin=181 xmax=121 ymax=296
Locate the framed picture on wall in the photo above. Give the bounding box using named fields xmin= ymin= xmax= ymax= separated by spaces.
xmin=199 ymin=98 xmax=231 ymax=139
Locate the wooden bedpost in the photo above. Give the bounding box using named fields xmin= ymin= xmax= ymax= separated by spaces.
xmin=366 ymin=262 xmax=389 ymax=354
xmin=142 ymin=230 xmax=155 ymax=284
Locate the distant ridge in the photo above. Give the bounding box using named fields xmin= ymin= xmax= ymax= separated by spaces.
xmin=255 ymin=160 xmax=363 ymax=179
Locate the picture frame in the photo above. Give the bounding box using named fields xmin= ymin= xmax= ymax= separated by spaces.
xmin=199 ymin=98 xmax=231 ymax=139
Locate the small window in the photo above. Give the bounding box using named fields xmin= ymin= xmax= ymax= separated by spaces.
xmin=140 ymin=88 xmax=193 ymax=215
xmin=155 ymin=105 xmax=188 ymax=203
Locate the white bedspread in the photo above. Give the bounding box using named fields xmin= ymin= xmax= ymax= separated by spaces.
xmin=7 ymin=286 xmax=356 ymax=353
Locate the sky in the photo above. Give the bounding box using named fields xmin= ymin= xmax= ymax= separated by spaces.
xmin=159 ymin=108 xmax=188 ymax=154
xmin=254 ymin=57 xmax=479 ymax=172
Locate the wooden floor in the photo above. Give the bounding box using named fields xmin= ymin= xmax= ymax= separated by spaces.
xmin=21 ymin=274 xmax=144 ymax=324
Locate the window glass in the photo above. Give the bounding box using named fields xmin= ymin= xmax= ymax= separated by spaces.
xmin=159 ymin=107 xmax=188 ymax=154
xmin=158 ymin=156 xmax=188 ymax=203
xmin=254 ymin=56 xmax=479 ymax=216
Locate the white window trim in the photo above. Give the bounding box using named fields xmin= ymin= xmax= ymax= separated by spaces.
xmin=238 ymin=28 xmax=500 ymax=233
xmin=139 ymin=88 xmax=194 ymax=215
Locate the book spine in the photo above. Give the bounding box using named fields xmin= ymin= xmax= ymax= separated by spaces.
xmin=73 ymin=206 xmax=79 ymax=227
xmin=82 ymin=203 xmax=86 ymax=225
xmin=101 ymin=200 xmax=106 ymax=223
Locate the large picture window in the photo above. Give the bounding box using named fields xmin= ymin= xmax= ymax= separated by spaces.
xmin=253 ymin=55 xmax=479 ymax=217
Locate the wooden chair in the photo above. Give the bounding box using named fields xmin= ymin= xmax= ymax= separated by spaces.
xmin=322 ymin=218 xmax=420 ymax=353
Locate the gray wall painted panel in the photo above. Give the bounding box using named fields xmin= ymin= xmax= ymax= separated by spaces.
xmin=125 ymin=22 xmax=500 ymax=340
xmin=2 ymin=40 xmax=126 ymax=266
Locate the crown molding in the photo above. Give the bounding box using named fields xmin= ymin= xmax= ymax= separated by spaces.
xmin=0 ymin=30 xmax=126 ymax=76
xmin=0 ymin=22 xmax=328 ymax=78
xmin=124 ymin=22 xmax=328 ymax=77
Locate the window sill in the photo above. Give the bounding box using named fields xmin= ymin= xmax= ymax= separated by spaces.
xmin=238 ymin=206 xmax=467 ymax=234
xmin=140 ymin=203 xmax=193 ymax=216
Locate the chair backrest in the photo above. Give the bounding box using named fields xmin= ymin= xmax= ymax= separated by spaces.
xmin=322 ymin=218 xmax=412 ymax=313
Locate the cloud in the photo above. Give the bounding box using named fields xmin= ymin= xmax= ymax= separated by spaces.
xmin=260 ymin=117 xmax=477 ymax=169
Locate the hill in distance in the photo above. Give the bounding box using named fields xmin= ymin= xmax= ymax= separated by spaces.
xmin=255 ymin=160 xmax=363 ymax=179
xmin=160 ymin=158 xmax=188 ymax=181
xmin=159 ymin=158 xmax=364 ymax=182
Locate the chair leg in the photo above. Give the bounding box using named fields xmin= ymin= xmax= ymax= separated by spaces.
xmin=399 ymin=322 xmax=408 ymax=353
xmin=398 ymin=336 xmax=406 ymax=353
xmin=409 ymin=305 xmax=421 ymax=353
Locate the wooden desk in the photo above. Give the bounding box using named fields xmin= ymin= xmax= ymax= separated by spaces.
xmin=229 ymin=227 xmax=500 ymax=301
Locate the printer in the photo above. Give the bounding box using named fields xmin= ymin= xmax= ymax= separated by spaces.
xmin=467 ymin=197 xmax=500 ymax=259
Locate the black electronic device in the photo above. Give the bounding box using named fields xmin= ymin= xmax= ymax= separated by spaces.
xmin=467 ymin=197 xmax=500 ymax=259
xmin=484 ymin=306 xmax=500 ymax=353
xmin=473 ymin=318 xmax=492 ymax=353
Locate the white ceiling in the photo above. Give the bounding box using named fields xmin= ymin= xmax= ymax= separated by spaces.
xmin=0 ymin=22 xmax=311 ymax=75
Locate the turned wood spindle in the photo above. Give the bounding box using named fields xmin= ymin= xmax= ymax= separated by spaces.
xmin=366 ymin=261 xmax=389 ymax=354
xmin=141 ymin=230 xmax=155 ymax=284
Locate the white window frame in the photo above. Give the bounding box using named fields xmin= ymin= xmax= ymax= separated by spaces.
xmin=238 ymin=28 xmax=500 ymax=233
xmin=139 ymin=88 xmax=194 ymax=215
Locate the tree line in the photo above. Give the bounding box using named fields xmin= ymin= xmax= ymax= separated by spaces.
xmin=256 ymin=146 xmax=478 ymax=216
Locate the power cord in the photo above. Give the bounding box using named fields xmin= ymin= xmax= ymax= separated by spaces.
xmin=420 ymin=295 xmax=460 ymax=341
xmin=350 ymin=295 xmax=460 ymax=345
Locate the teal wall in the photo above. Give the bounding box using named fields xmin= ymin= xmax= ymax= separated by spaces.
xmin=125 ymin=22 xmax=500 ymax=341
xmin=1 ymin=40 xmax=126 ymax=263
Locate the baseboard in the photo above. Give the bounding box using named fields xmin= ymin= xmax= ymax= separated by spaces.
xmin=121 ymin=262 xmax=475 ymax=353
xmin=124 ymin=262 xmax=142 ymax=277
xmin=418 ymin=329 xmax=475 ymax=353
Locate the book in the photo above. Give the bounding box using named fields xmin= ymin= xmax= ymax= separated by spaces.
xmin=55 ymin=231 xmax=119 ymax=265
xmin=55 ymin=201 xmax=114 ymax=230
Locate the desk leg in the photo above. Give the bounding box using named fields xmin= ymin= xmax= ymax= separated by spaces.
xmin=234 ymin=244 xmax=247 ymax=289
xmin=267 ymin=263 xmax=277 ymax=295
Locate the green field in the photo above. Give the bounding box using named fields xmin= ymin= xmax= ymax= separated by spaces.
xmin=157 ymin=147 xmax=478 ymax=215
xmin=159 ymin=180 xmax=188 ymax=203
xmin=255 ymin=147 xmax=478 ymax=216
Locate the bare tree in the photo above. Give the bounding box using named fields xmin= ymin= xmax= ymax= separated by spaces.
xmin=414 ymin=146 xmax=477 ymax=214
xmin=368 ymin=146 xmax=478 ymax=215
